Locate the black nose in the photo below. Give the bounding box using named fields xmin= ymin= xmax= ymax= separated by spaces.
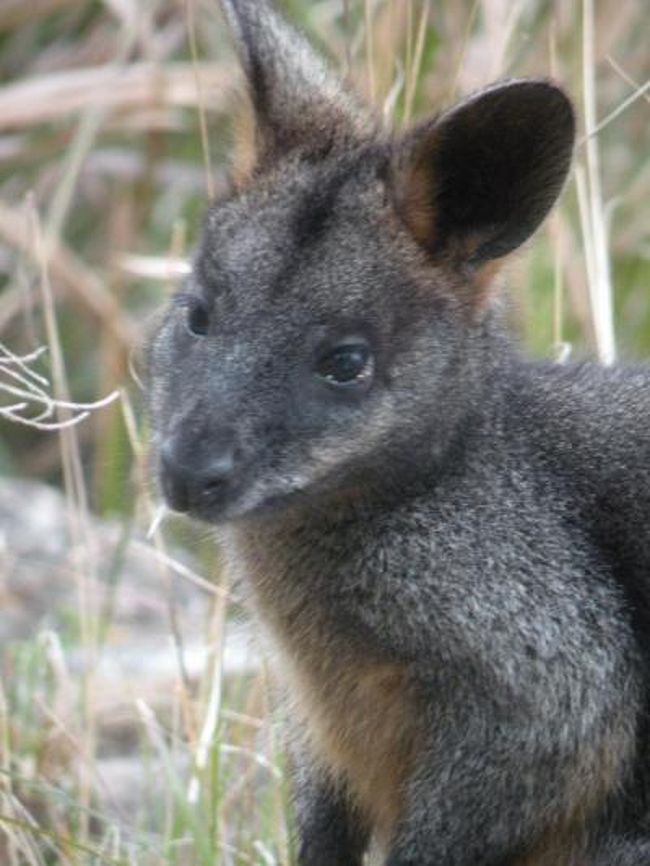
xmin=160 ymin=437 xmax=237 ymax=513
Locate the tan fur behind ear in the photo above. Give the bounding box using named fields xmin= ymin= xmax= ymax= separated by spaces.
xmin=392 ymin=157 xmax=507 ymax=314
xmin=392 ymin=147 xmax=440 ymax=254
xmin=391 ymin=79 xmax=574 ymax=298
xmin=471 ymin=258 xmax=505 ymax=309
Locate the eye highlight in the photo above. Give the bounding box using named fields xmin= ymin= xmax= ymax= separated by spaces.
xmin=315 ymin=342 xmax=374 ymax=388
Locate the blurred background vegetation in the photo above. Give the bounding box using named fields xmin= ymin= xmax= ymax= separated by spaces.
xmin=0 ymin=0 xmax=648 ymax=863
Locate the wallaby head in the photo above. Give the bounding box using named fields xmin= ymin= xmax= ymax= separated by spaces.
xmin=148 ymin=0 xmax=575 ymax=524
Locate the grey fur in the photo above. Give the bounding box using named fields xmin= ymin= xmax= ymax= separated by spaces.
xmin=219 ymin=0 xmax=373 ymax=162
xmin=147 ymin=2 xmax=650 ymax=864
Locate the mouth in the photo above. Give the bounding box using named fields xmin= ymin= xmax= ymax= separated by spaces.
xmin=158 ymin=465 xmax=304 ymax=525
xmin=159 ymin=475 xmax=240 ymax=524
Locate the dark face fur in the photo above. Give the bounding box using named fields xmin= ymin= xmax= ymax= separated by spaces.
xmin=147 ymin=0 xmax=574 ymax=525
xmin=149 ymin=149 xmax=479 ymax=522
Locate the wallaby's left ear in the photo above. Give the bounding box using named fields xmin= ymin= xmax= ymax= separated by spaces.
xmin=393 ymin=80 xmax=575 ymax=268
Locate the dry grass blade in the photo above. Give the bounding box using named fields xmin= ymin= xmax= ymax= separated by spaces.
xmin=0 ymin=366 xmax=120 ymax=430
xmin=364 ymin=0 xmax=377 ymax=104
xmin=403 ymin=0 xmax=430 ymax=123
xmin=27 ymin=201 xmax=103 ymax=844
xmin=0 ymin=202 xmax=139 ymax=347
xmin=606 ymin=56 xmax=650 ymax=107
xmin=581 ymin=0 xmax=616 ymax=365
xmin=0 ymin=63 xmax=239 ymax=130
xmin=579 ymin=74 xmax=650 ymax=145
xmin=115 ymin=254 xmax=192 ymax=280
xmin=0 ymin=0 xmax=80 ymax=30
xmin=185 ymin=0 xmax=216 ymax=199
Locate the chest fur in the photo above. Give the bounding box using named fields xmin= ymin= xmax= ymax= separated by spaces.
xmin=229 ymin=525 xmax=418 ymax=842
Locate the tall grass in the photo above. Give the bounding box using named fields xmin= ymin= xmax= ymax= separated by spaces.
xmin=0 ymin=0 xmax=648 ymax=863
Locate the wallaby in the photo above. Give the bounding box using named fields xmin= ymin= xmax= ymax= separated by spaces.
xmin=147 ymin=1 xmax=650 ymax=864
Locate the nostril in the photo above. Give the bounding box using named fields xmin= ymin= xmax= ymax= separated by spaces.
xmin=199 ymin=450 xmax=237 ymax=497
xmin=160 ymin=437 xmax=239 ymax=511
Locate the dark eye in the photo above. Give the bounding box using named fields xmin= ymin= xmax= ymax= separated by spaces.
xmin=315 ymin=343 xmax=373 ymax=387
xmin=187 ymin=301 xmax=210 ymax=336
xmin=174 ymin=293 xmax=210 ymax=337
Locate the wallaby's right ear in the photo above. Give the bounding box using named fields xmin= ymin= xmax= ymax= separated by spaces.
xmin=392 ymin=80 xmax=575 ymax=275
xmin=219 ymin=0 xmax=372 ymax=167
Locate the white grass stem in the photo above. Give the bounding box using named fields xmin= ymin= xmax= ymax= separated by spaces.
xmin=403 ymin=0 xmax=429 ymax=123
xmin=383 ymin=66 xmax=405 ymax=125
xmin=187 ymin=631 xmax=225 ymax=803
xmin=448 ymin=0 xmax=480 ymax=101
xmin=31 ymin=202 xmax=100 ymax=839
xmin=364 ymin=0 xmax=377 ymax=104
xmin=0 ymin=353 xmax=120 ymax=430
xmin=186 ymin=0 xmax=215 ymax=199
xmin=253 ymin=839 xmax=278 ymax=865
xmin=218 ymin=744 xmax=282 ymax=781
xmin=606 ymin=55 xmax=650 ymax=105
xmin=217 ymin=840 xmax=255 ymax=864
xmin=581 ymin=0 xmax=616 ymax=365
xmin=146 ymin=503 xmax=169 ymax=539
xmin=579 ymin=75 xmax=650 ymax=145
xmin=0 ymin=366 xmax=50 ymax=399
xmin=115 ymin=254 xmax=191 ymax=280
xmin=0 ymin=684 xmax=20 ymax=866
xmin=3 ymin=797 xmax=54 ymax=866
xmin=1 ymin=409 xmax=90 ymax=431
xmin=0 ymin=341 xmax=49 ymax=386
xmin=135 ymin=539 xmax=228 ymax=597
xmin=0 ymin=380 xmax=120 ymax=414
